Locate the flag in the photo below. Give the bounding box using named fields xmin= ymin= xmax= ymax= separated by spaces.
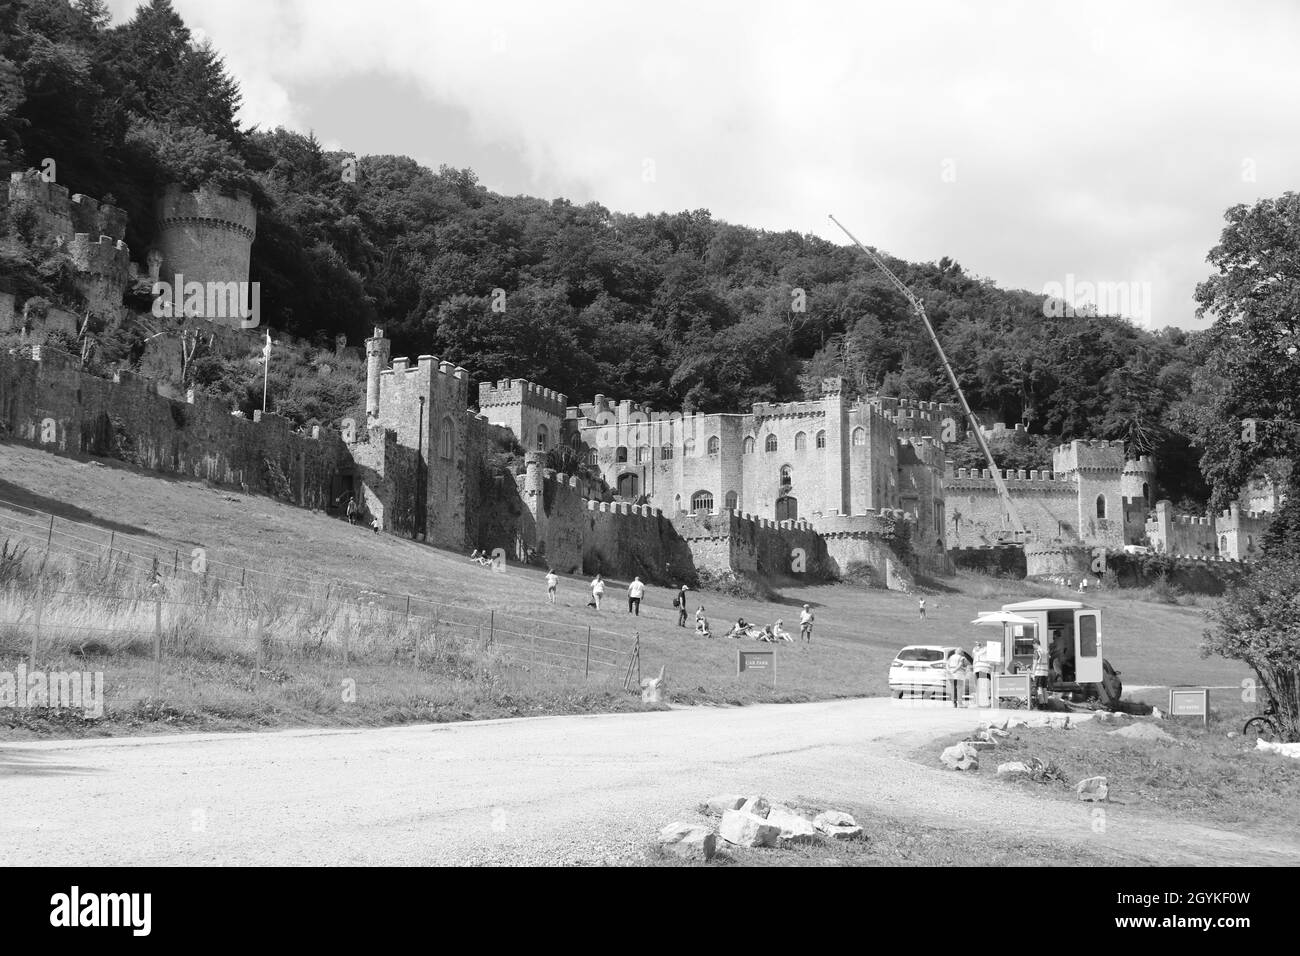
xmin=262 ymin=330 xmax=273 ymax=360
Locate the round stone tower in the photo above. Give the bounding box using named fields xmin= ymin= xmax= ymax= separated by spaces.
xmin=154 ymin=183 xmax=257 ymax=291
xmin=1121 ymin=454 xmax=1156 ymax=506
xmin=365 ymin=327 xmax=391 ymax=420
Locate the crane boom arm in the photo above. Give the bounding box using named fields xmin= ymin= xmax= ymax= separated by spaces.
xmin=828 ymin=214 xmax=1027 ymax=538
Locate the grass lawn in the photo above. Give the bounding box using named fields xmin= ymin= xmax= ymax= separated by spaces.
xmin=0 ymin=443 xmax=1255 ymax=737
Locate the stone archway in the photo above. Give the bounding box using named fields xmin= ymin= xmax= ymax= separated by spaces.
xmin=776 ymin=495 xmax=798 ymax=522
xmin=617 ymin=472 xmax=639 ymax=498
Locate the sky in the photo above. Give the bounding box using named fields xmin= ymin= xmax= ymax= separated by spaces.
xmin=107 ymin=0 xmax=1300 ymax=330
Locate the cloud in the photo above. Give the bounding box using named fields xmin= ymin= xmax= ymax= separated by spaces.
xmin=107 ymin=0 xmax=1300 ymax=327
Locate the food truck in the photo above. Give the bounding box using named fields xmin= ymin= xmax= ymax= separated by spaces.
xmin=971 ymin=598 xmax=1123 ymax=708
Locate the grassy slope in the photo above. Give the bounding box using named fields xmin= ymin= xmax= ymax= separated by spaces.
xmin=0 ymin=443 xmax=1250 ymax=725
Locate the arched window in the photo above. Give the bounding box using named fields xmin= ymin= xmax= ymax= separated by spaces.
xmin=616 ymin=446 xmax=628 ymax=463
xmin=1141 ymin=482 xmax=1150 ymax=504
xmin=660 ymin=444 xmax=673 ymax=460
xmin=724 ymin=491 xmax=738 ymax=511
xmin=779 ymin=465 xmax=792 ymax=490
xmin=765 ymin=434 xmax=778 ymax=453
xmin=707 ymin=436 xmax=720 ymax=454
xmin=636 ymin=445 xmax=651 ymax=464
xmin=815 ymin=430 xmax=826 ymax=449
xmin=1246 ymin=534 xmax=1254 ymax=552
xmin=794 ymin=431 xmax=807 ymax=451
xmin=743 ymin=436 xmax=756 ymax=454
xmin=587 ymin=449 xmax=598 ymax=466
xmin=1219 ymin=534 xmax=1228 ymax=552
xmin=683 ymin=438 xmax=696 ymax=458
xmin=691 ymin=490 xmax=714 ymax=513
xmin=439 ymin=417 xmax=454 ymax=459
xmin=851 ymin=427 xmax=866 ymax=446
xmin=1095 ymin=494 xmax=1107 ymax=519
xmin=536 ymin=424 xmax=548 ymax=451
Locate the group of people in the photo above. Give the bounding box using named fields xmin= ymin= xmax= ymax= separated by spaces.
xmin=942 ymin=641 xmax=1053 ymax=708
xmin=718 ymin=604 xmax=814 ymax=643
xmin=338 ymin=493 xmax=381 ymax=534
xmin=468 ymin=549 xmax=502 ymax=569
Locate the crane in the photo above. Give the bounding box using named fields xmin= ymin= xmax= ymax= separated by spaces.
xmin=828 ymin=214 xmax=1028 ymax=540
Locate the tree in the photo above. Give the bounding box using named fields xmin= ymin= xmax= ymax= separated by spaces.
xmin=1188 ymin=192 xmax=1300 ymax=510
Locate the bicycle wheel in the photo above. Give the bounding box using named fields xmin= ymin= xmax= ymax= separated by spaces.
xmin=1242 ymin=716 xmax=1280 ymax=743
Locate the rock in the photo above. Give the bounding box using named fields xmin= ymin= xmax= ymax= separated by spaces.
xmin=766 ymin=804 xmax=821 ymax=843
xmin=821 ymin=824 xmax=865 ymax=841
xmin=1225 ymin=731 xmax=1238 ymax=739
xmin=966 ymin=739 xmax=997 ymax=751
xmin=814 ymin=810 xmax=857 ymax=830
xmin=640 ymin=665 xmax=666 ymax=703
xmin=1151 ymin=707 xmax=1164 ymax=719
xmin=719 ymin=809 xmax=780 ymax=848
xmin=740 ymin=796 xmax=771 ymax=818
xmin=1076 ymin=776 xmax=1109 ymax=802
xmin=997 ymin=761 xmax=1031 ymax=776
xmin=987 ymin=727 xmax=1011 ymax=738
xmin=941 ymin=742 xmax=979 ymax=770
xmin=705 ymin=794 xmax=746 ymax=814
xmin=1006 ymin=718 xmax=1028 ymax=729
xmin=1109 ymin=722 xmax=1175 ymax=743
xmin=657 ymin=821 xmax=717 ymax=861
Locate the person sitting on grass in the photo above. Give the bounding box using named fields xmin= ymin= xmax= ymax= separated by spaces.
xmin=756 ymin=625 xmax=777 ymax=643
xmin=694 ymin=606 xmax=711 ymax=638
xmin=724 ymin=617 xmax=750 ymax=639
xmin=771 ymin=619 xmax=794 ymax=642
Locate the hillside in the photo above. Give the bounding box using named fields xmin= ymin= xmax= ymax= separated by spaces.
xmin=0 ymin=443 xmax=1246 ymax=730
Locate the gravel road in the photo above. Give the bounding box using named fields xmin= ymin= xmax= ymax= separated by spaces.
xmin=3 ymin=699 xmax=1295 ymax=866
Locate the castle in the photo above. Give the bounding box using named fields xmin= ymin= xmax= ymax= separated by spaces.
xmin=1 ymin=171 xmax=1282 ymax=584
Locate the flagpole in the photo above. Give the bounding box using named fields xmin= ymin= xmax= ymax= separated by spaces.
xmin=262 ymin=332 xmax=271 ymax=413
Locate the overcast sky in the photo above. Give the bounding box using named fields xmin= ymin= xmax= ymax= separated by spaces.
xmin=108 ymin=0 xmax=1300 ymax=330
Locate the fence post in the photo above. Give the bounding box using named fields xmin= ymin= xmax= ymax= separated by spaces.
xmin=45 ymin=515 xmax=54 ymax=554
xmin=173 ymin=549 xmax=179 ymax=575
xmin=489 ymin=609 xmax=495 ymax=646
xmin=585 ymin=626 xmax=591 ymax=678
xmin=636 ymin=631 xmax=641 ymax=686
xmin=241 ymin=567 xmax=247 ymax=588
xmin=342 ymin=612 xmax=350 ymax=669
xmin=253 ymin=612 xmax=263 ymax=693
xmin=29 ymin=583 xmax=43 ymax=671
xmin=414 ymin=620 xmax=421 ymax=671
xmin=153 ymin=592 xmax=162 ymax=698
xmin=405 ymin=594 xmax=411 ymax=620
xmin=107 ymin=530 xmax=115 ymax=560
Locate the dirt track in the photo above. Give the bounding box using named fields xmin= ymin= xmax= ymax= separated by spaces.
xmin=3 ymin=699 xmax=1296 ymax=866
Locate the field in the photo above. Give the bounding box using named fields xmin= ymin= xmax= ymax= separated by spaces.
xmin=0 ymin=443 xmax=1252 ymax=737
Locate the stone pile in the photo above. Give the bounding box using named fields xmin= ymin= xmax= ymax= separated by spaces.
xmin=657 ymin=793 xmax=865 ymax=859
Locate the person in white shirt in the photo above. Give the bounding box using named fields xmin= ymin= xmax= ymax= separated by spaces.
xmin=946 ymin=649 xmax=970 ymax=708
xmin=590 ymin=574 xmax=605 ymax=610
xmin=627 ymin=576 xmax=645 ymax=615
xmin=545 ymin=569 xmax=558 ymax=604
xmin=799 ymin=605 xmax=814 ymax=643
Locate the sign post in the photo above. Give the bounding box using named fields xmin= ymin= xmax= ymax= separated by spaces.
xmin=992 ymin=672 xmax=1032 ymax=706
xmin=737 ymin=649 xmax=776 ymax=688
xmin=1169 ymin=686 xmax=1209 ymax=727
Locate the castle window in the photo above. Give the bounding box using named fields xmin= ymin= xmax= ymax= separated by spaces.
xmin=765 ymin=434 xmax=778 ymax=453
xmin=587 ymin=449 xmax=599 ymax=467
xmin=815 ymin=430 xmax=826 ymax=449
xmin=1142 ymin=482 xmax=1150 ymax=504
xmin=616 ymin=446 xmax=628 ymax=463
xmin=707 ymin=436 xmax=720 ymax=455
xmin=536 ymin=424 xmax=549 ymax=451
xmin=725 ymin=491 xmax=738 ymax=511
xmin=439 ymin=417 xmax=454 ymax=459
xmin=661 ymin=444 xmax=673 ymax=460
xmin=636 ymin=445 xmax=651 ymax=464
xmin=1220 ymin=534 xmax=1228 ymax=552
xmin=743 ymin=436 xmax=756 ymax=454
xmin=851 ymin=427 xmax=866 ymax=446
xmin=794 ymin=431 xmax=807 ymax=451
xmin=779 ymin=465 xmax=792 ymax=491
xmin=691 ymin=490 xmax=714 ymax=513
xmin=1095 ymin=494 xmax=1107 ymax=519
xmin=1246 ymin=534 xmax=1254 ymax=552
xmin=683 ymin=438 xmax=696 ymax=457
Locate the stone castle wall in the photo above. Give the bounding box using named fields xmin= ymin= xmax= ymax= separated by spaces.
xmin=154 ymin=184 xmax=257 ymax=305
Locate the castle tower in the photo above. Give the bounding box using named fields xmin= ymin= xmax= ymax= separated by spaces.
xmin=1053 ymin=439 xmax=1126 ymax=547
xmin=1121 ymin=455 xmax=1156 ymax=506
xmin=365 ymin=327 xmax=390 ymax=419
xmin=478 ymin=379 xmax=568 ymax=454
xmin=154 ymin=183 xmax=257 ymax=325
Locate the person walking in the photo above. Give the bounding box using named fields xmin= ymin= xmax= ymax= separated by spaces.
xmin=345 ymin=496 xmax=358 ymax=526
xmin=627 ymin=576 xmax=645 ymax=615
xmin=676 ymin=584 xmax=689 ymax=627
xmin=918 ymin=597 xmax=927 ymax=621
xmin=946 ymin=648 xmax=970 ymax=708
xmin=590 ymin=574 xmax=605 ymax=610
xmin=545 ymin=569 xmax=558 ymax=605
xmin=1032 ymin=641 xmax=1050 ymax=709
xmin=799 ymin=604 xmax=814 ymax=643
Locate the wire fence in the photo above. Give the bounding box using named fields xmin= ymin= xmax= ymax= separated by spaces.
xmin=0 ymin=496 xmax=638 ymax=696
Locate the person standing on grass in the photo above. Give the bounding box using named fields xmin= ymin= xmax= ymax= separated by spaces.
xmin=628 ymin=576 xmax=645 ymax=615
xmin=545 ymin=569 xmax=558 ymax=604
xmin=590 ymin=574 xmax=605 ymax=610
xmin=676 ymin=583 xmax=690 ymax=627
xmin=918 ymin=597 xmax=926 ymax=621
xmin=946 ymin=648 xmax=970 ymax=708
xmin=1032 ymin=641 xmax=1050 ymax=708
xmin=799 ymin=604 xmax=814 ymax=643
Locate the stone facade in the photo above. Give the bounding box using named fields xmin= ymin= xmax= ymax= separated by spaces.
xmin=153 ymin=184 xmax=257 ymax=328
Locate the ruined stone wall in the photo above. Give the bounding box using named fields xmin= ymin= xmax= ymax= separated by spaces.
xmin=0 ymin=347 xmax=347 ymax=508
xmin=1146 ymin=500 xmax=1216 ymax=556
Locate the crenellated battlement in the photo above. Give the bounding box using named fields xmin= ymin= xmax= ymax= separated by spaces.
xmin=945 ymin=466 xmax=1072 ymax=487
xmin=67 ymin=233 xmax=130 ymax=274
xmin=156 ymin=183 xmax=257 ymax=239
xmin=1052 ymin=438 xmax=1126 ymax=474
xmin=477 ymin=377 xmax=567 ymax=416
xmin=751 ymin=399 xmax=828 ymax=420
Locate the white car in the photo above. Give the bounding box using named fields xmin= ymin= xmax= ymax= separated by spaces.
xmin=889 ymin=644 xmax=972 ymax=699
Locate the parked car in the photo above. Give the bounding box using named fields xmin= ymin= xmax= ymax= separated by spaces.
xmin=889 ymin=645 xmax=972 ymax=699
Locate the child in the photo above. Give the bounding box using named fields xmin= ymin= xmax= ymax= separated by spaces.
xmin=694 ymin=606 xmax=711 ymax=638
xmin=918 ymin=597 xmax=927 ymax=621
xmin=545 ymin=569 xmax=558 ymax=604
xmin=590 ymin=574 xmax=605 ymax=610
